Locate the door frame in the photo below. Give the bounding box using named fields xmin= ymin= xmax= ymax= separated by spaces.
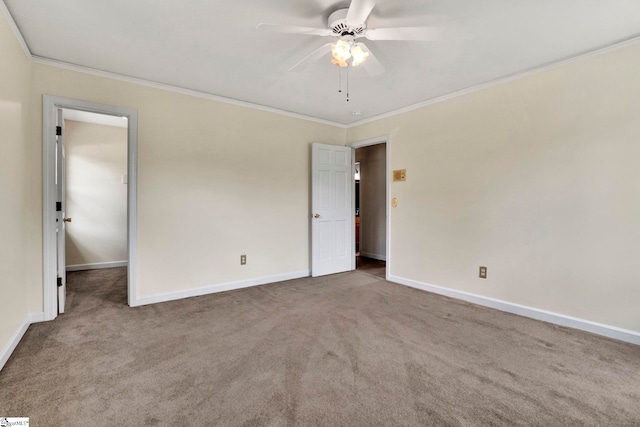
xmin=56 ymin=108 xmax=67 ymax=313
xmin=43 ymin=95 xmax=139 ymax=320
xmin=346 ymin=136 xmax=391 ymax=279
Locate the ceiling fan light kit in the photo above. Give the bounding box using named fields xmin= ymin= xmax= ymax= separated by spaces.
xmin=257 ymin=0 xmax=441 ymax=78
xmin=329 ymin=36 xmax=369 ymax=68
xmin=350 ymin=45 xmax=369 ymax=67
xmin=324 ymin=8 xmax=373 ymax=69
xmin=256 ymin=0 xmax=441 ymax=102
xmin=331 ymin=39 xmax=352 ymax=66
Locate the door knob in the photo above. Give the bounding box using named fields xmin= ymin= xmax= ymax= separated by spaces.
xmin=64 ymin=217 xmax=72 ymax=223
xmin=314 ymin=214 xmax=320 ymax=218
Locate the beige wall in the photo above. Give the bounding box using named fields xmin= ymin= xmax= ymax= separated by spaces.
xmin=0 ymin=13 xmax=32 ymax=355
xmin=64 ymin=120 xmax=128 ymax=266
xmin=356 ymin=144 xmax=386 ymax=260
xmin=347 ymin=43 xmax=640 ymax=332
xmin=26 ymin=63 xmax=346 ymax=303
xmin=3 ymin=7 xmax=639 ymax=365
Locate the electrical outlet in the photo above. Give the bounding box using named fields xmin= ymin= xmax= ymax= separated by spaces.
xmin=479 ymin=266 xmax=487 ymax=279
xmin=240 ymin=255 xmax=246 ymax=265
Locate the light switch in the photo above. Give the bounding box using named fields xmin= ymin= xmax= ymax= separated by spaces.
xmin=122 ymin=174 xmax=128 ymax=184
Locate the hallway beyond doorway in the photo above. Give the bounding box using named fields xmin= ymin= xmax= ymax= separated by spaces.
xmin=356 ymin=256 xmax=385 ymax=278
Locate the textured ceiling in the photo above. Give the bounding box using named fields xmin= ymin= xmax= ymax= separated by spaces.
xmin=4 ymin=0 xmax=640 ymax=125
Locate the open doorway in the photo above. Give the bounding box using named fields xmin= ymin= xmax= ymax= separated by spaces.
xmin=63 ymin=110 xmax=128 ymax=271
xmin=43 ymin=96 xmax=138 ymax=321
xmin=349 ymin=138 xmax=389 ymax=279
xmin=62 ymin=110 xmax=129 ymax=309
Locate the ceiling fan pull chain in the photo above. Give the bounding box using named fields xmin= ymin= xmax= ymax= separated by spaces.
xmin=338 ymin=67 xmax=342 ymax=93
xmin=346 ymin=66 xmax=350 ymax=102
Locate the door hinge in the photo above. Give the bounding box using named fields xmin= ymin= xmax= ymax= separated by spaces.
xmin=56 ymin=126 xmax=62 ymax=136
xmin=56 ymin=201 xmax=62 ymax=211
xmin=57 ymin=277 xmax=63 ymax=287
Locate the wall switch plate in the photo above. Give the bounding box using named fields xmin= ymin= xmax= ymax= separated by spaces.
xmin=479 ymin=266 xmax=487 ymax=279
xmin=240 ymin=255 xmax=246 ymax=265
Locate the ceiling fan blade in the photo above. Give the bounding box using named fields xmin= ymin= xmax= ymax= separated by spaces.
xmin=256 ymin=23 xmax=333 ymax=37
xmin=356 ymin=43 xmax=384 ymax=76
xmin=288 ymin=43 xmax=332 ymax=72
xmin=365 ymin=26 xmax=441 ymax=41
xmin=346 ymin=0 xmax=376 ymax=26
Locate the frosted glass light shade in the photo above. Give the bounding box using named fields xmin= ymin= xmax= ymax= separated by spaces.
xmin=350 ymin=45 xmax=369 ymax=66
xmin=331 ymin=40 xmax=351 ymax=62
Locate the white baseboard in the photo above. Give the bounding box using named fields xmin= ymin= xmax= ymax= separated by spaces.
xmin=0 ymin=312 xmax=38 ymax=372
xmin=133 ymin=270 xmax=311 ymax=307
xmin=28 ymin=312 xmax=46 ymax=323
xmin=389 ymin=275 xmax=640 ymax=346
xmin=359 ymin=252 xmax=386 ymax=261
xmin=66 ymin=261 xmax=128 ymax=271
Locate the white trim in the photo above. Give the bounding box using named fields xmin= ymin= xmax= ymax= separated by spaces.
xmin=0 ymin=316 xmax=29 ymax=371
xmin=30 ymin=36 xmax=640 ymax=130
xmin=43 ymin=95 xmax=138 ymax=318
xmin=0 ymin=1 xmax=32 ymax=59
xmin=21 ymin=36 xmax=640 ymax=129
xmin=2 ymin=8 xmax=638 ymax=129
xmin=347 ymin=136 xmax=391 ymax=280
xmin=0 ymin=312 xmax=45 ymax=372
xmin=42 ymin=98 xmax=57 ymax=320
xmin=31 ymin=56 xmax=346 ymax=129
xmin=66 ymin=261 xmax=128 ymax=272
xmin=28 ymin=312 xmax=46 ymax=323
xmin=389 ymin=275 xmax=640 ymax=346
xmin=359 ymin=252 xmax=386 ymax=261
xmin=349 ymin=35 xmax=640 ymax=128
xmin=0 ymin=315 xmax=30 ymax=372
xmin=135 ymin=270 xmax=310 ymax=307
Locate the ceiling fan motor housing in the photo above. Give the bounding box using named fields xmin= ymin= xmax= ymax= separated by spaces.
xmin=329 ymin=8 xmax=366 ymax=37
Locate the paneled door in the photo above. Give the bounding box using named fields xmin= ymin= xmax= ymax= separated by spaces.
xmin=311 ymin=143 xmax=353 ymax=276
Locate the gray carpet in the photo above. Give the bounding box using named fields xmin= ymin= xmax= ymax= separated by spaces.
xmin=1 ymin=267 xmax=639 ymax=426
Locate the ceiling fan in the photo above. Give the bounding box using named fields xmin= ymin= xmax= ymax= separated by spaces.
xmin=256 ymin=0 xmax=441 ymax=76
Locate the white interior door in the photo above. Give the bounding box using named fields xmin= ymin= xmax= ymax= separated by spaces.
xmin=56 ymin=109 xmax=67 ymax=314
xmin=311 ymin=143 xmax=353 ymax=277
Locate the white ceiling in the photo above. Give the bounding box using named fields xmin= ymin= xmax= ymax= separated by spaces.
xmin=4 ymin=0 xmax=640 ymax=125
xmin=63 ymin=109 xmax=128 ymax=128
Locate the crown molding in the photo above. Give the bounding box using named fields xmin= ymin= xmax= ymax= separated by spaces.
xmin=0 ymin=0 xmax=31 ymax=59
xmin=5 ymin=0 xmax=639 ymax=131
xmin=31 ymin=56 xmax=347 ymax=129
xmin=348 ymin=34 xmax=640 ymax=128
